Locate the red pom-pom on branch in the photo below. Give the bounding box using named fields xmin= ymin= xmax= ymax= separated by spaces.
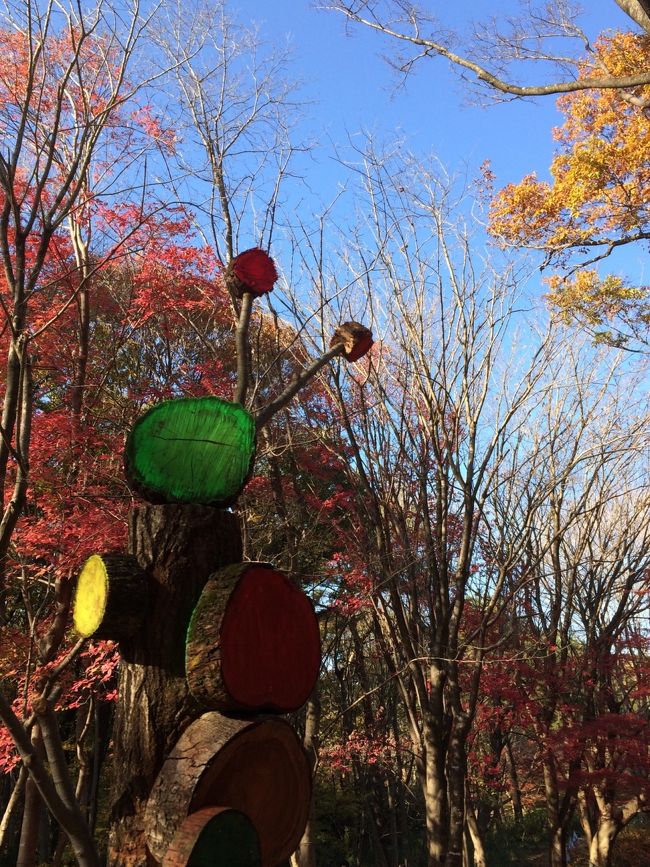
xmin=225 ymin=248 xmax=278 ymax=297
xmin=330 ymin=321 xmax=374 ymax=362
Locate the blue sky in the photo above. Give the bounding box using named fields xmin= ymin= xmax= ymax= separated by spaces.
xmin=231 ymin=0 xmax=633 ymax=188
xmin=223 ymin=0 xmax=645 ymax=290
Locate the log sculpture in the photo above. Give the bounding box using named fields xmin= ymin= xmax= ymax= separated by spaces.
xmin=72 ymin=553 xmax=147 ymax=641
xmin=124 ymin=396 xmax=256 ymax=506
xmin=145 ymin=714 xmax=311 ymax=867
xmin=106 ymin=505 xmax=244 ymax=864
xmin=224 ymin=248 xmax=278 ymax=298
xmin=88 ymin=242 xmax=373 ymax=865
xmin=185 ymin=563 xmax=320 ymax=714
xmin=330 ymin=321 xmax=374 ymax=362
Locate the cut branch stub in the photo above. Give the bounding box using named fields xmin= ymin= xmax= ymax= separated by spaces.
xmin=225 ymin=248 xmax=278 ymax=298
xmin=161 ymin=807 xmax=261 ymax=867
xmin=124 ymin=396 xmax=256 ymax=506
xmin=72 ymin=553 xmax=147 ymax=641
xmin=144 ymin=713 xmax=311 ymax=867
xmin=330 ymin=321 xmax=373 ymax=361
xmin=186 ymin=563 xmax=320 ymax=714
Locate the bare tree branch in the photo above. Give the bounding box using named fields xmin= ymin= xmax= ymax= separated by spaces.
xmin=326 ymin=1 xmax=650 ymax=97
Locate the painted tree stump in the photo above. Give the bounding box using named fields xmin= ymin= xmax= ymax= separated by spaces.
xmin=73 ymin=553 xmax=147 ymax=641
xmin=161 ymin=807 xmax=261 ymax=867
xmin=108 ymin=505 xmax=243 ymax=866
xmin=330 ymin=321 xmax=373 ymax=361
xmin=124 ymin=396 xmax=256 ymax=506
xmin=186 ymin=563 xmax=320 ymax=714
xmin=224 ymin=248 xmax=278 ymax=298
xmin=144 ymin=713 xmax=311 ymax=867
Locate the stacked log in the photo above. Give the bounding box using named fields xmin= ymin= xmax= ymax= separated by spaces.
xmin=145 ymin=715 xmax=310 ymax=866
xmin=185 ymin=562 xmax=320 ymax=713
xmin=75 ymin=400 xmax=320 ymax=866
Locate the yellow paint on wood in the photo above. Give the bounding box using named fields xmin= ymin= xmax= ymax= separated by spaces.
xmin=73 ymin=555 xmax=109 ymax=637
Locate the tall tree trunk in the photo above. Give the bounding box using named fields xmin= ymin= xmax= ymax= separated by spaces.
xmin=107 ymin=504 xmax=242 ymax=866
xmin=446 ymin=716 xmax=469 ymax=867
xmin=17 ymin=727 xmax=43 ymax=867
xmin=290 ymin=689 xmax=320 ymax=867
xmin=422 ymin=720 xmax=447 ymax=866
xmin=543 ymin=756 xmax=566 ymax=867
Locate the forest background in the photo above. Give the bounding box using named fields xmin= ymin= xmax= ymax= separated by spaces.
xmin=0 ymin=1 xmax=649 ymax=867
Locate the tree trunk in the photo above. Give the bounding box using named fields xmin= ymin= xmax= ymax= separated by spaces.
xmin=446 ymin=718 xmax=468 ymax=867
xmin=588 ymin=818 xmax=617 ymax=867
xmin=422 ymin=720 xmax=447 ymax=866
xmin=386 ymin=776 xmax=399 ymax=867
xmin=290 ymin=690 xmax=320 ymax=867
xmin=543 ymin=756 xmax=566 ymax=867
xmin=0 ymin=767 xmax=25 ymax=856
xmin=107 ymin=504 xmax=242 ymax=866
xmin=17 ymin=725 xmax=46 ymax=867
xmin=504 ymin=737 xmax=523 ymax=821
xmin=465 ymin=790 xmax=487 ymax=867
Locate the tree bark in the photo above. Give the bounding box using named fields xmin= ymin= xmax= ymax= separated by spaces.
xmin=17 ymin=727 xmax=42 ymax=867
xmin=543 ymin=756 xmax=566 ymax=867
xmin=290 ymin=689 xmax=320 ymax=867
xmin=446 ymin=715 xmax=469 ymax=867
xmin=464 ymin=789 xmax=487 ymax=867
xmin=422 ymin=718 xmax=448 ymax=866
xmin=107 ymin=504 xmax=242 ymax=867
xmin=588 ymin=819 xmax=617 ymax=867
xmin=504 ymin=737 xmax=523 ymax=821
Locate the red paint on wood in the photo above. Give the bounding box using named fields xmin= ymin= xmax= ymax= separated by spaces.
xmin=220 ymin=565 xmax=320 ymax=712
xmin=344 ymin=331 xmax=373 ymax=361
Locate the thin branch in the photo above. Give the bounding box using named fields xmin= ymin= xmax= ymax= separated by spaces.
xmin=256 ymin=343 xmax=345 ymax=428
xmin=328 ymin=3 xmax=650 ymax=96
xmin=234 ymin=291 xmax=253 ymax=405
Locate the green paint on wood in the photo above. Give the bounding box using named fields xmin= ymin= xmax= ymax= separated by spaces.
xmin=124 ymin=397 xmax=256 ymax=506
xmin=189 ymin=810 xmax=260 ymax=866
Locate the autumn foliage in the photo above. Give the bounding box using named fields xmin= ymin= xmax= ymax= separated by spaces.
xmin=0 ymin=5 xmax=649 ymax=867
xmin=489 ymin=32 xmax=650 ymax=345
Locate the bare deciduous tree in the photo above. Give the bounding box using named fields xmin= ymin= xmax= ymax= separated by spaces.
xmin=284 ymin=143 xmax=649 ymax=867
xmin=324 ymin=0 xmax=650 ymax=98
xmin=0 ymin=1 xmax=171 ymax=862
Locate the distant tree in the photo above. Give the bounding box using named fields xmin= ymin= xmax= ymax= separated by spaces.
xmin=284 ymin=142 xmax=635 ymax=867
xmin=489 ymin=32 xmax=650 ymax=349
xmin=326 ymin=3 xmax=650 ymax=350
